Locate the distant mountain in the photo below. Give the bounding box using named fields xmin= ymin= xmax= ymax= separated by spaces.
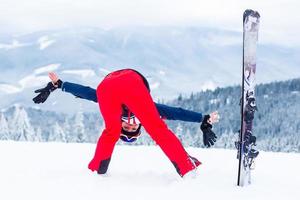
xmin=0 ymin=78 xmax=299 ymax=152
xmin=0 ymin=27 xmax=300 ymax=113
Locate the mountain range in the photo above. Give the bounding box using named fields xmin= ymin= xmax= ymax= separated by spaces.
xmin=0 ymin=26 xmax=299 ymax=113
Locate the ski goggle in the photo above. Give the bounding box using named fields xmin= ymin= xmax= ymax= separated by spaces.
xmin=120 ymin=124 xmax=142 ymax=143
xmin=120 ymin=132 xmax=141 ymax=143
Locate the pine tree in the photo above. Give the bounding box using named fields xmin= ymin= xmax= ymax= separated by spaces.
xmin=63 ymin=118 xmax=72 ymax=142
xmin=48 ymin=122 xmax=66 ymax=142
xmin=175 ymin=123 xmax=184 ymax=143
xmin=0 ymin=112 xmax=9 ymax=140
xmin=73 ymin=109 xmax=86 ymax=143
xmin=10 ymin=105 xmax=35 ymax=141
xmin=35 ymin=127 xmax=43 ymax=142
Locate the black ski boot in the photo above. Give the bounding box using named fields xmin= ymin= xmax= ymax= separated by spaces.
xmin=244 ymin=130 xmax=256 ymax=146
xmin=248 ymin=148 xmax=259 ymax=158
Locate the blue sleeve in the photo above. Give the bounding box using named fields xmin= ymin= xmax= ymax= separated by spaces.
xmin=155 ymin=103 xmax=202 ymax=123
xmin=61 ymin=82 xmax=98 ymax=103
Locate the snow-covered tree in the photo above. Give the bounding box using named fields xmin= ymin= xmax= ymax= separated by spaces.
xmin=0 ymin=112 xmax=9 ymax=140
xmin=73 ymin=110 xmax=86 ymax=143
xmin=9 ymin=105 xmax=35 ymax=141
xmin=175 ymin=123 xmax=184 ymax=143
xmin=48 ymin=122 xmax=66 ymax=142
xmin=35 ymin=127 xmax=43 ymax=142
xmin=63 ymin=118 xmax=72 ymax=142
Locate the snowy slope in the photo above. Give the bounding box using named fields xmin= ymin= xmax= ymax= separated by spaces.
xmin=0 ymin=141 xmax=299 ymax=200
xmin=0 ymin=64 xmax=61 ymax=94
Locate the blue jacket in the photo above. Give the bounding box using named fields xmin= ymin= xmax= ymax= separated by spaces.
xmin=61 ymin=82 xmax=203 ymax=123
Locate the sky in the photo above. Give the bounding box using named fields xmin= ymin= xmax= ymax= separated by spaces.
xmin=0 ymin=0 xmax=299 ymax=45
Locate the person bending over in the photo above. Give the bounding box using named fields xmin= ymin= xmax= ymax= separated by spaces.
xmin=33 ymin=69 xmax=219 ymax=177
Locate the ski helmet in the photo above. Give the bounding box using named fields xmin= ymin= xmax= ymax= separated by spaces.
xmin=120 ymin=106 xmax=142 ymax=143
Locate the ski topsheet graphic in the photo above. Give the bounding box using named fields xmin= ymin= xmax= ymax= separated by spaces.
xmin=237 ymin=9 xmax=260 ymax=187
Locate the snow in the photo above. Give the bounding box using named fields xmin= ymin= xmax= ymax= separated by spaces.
xmin=34 ymin=64 xmax=61 ymax=75
xmin=0 ymin=141 xmax=299 ymax=200
xmin=201 ymin=81 xmax=217 ymax=91
xmin=62 ymin=69 xmax=96 ymax=78
xmin=9 ymin=106 xmax=35 ymax=141
xmin=200 ymin=34 xmax=241 ymax=46
xmin=0 ymin=39 xmax=28 ymax=50
xmin=20 ymin=64 xmax=61 ymax=88
xmin=209 ymin=98 xmax=220 ymax=105
xmin=0 ymin=74 xmax=50 ymax=94
xmin=0 ymin=113 xmax=9 ymax=139
xmin=37 ymin=36 xmax=55 ymax=50
xmin=0 ymin=83 xmax=21 ymax=93
xmin=0 ymin=64 xmax=60 ymax=94
xmin=158 ymin=70 xmax=166 ymax=76
xmin=99 ymin=68 xmax=111 ymax=74
xmin=18 ymin=75 xmax=49 ymax=89
xmin=150 ymin=82 xmax=160 ymax=90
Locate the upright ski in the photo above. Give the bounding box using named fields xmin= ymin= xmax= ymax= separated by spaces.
xmin=237 ymin=9 xmax=260 ymax=187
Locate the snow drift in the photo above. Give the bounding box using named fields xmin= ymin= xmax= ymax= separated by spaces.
xmin=0 ymin=141 xmax=299 ymax=200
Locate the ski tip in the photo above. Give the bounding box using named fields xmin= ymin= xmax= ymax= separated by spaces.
xmin=243 ymin=9 xmax=260 ymax=21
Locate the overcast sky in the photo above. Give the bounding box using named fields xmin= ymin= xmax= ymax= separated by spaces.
xmin=0 ymin=0 xmax=299 ymax=45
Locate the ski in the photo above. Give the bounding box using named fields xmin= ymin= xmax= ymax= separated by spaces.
xmin=237 ymin=9 xmax=260 ymax=187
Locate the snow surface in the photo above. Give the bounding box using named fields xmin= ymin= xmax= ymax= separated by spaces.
xmin=34 ymin=64 xmax=61 ymax=75
xmin=150 ymin=82 xmax=160 ymax=90
xmin=201 ymin=81 xmax=217 ymax=91
xmin=18 ymin=75 xmax=49 ymax=90
xmin=61 ymin=69 xmax=96 ymax=78
xmin=0 ymin=141 xmax=299 ymax=200
xmin=0 ymin=83 xmax=21 ymax=94
xmin=0 ymin=40 xmax=28 ymax=50
xmin=38 ymin=36 xmax=55 ymax=50
xmin=6 ymin=73 xmax=49 ymax=93
xmin=0 ymin=64 xmax=61 ymax=94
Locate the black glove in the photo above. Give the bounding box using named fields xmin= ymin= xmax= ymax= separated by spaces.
xmin=32 ymin=80 xmax=62 ymax=104
xmin=200 ymin=115 xmax=217 ymax=147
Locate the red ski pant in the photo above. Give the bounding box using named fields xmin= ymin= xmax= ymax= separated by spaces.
xmin=88 ymin=70 xmax=197 ymax=176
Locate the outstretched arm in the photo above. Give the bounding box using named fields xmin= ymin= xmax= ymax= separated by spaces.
xmin=157 ymin=103 xmax=220 ymax=147
xmin=156 ymin=104 xmax=219 ymax=124
xmin=155 ymin=103 xmax=202 ymax=123
xmin=49 ymin=72 xmax=97 ymax=102
xmin=62 ymin=82 xmax=97 ymax=102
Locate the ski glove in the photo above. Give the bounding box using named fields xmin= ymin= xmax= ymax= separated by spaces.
xmin=200 ymin=115 xmax=217 ymax=147
xmin=32 ymin=80 xmax=62 ymax=104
